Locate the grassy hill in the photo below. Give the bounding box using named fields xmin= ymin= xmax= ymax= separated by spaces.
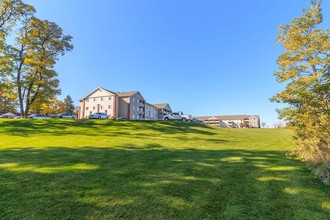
xmin=0 ymin=119 xmax=329 ymax=219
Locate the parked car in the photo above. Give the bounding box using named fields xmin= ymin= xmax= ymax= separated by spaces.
xmin=88 ymin=112 xmax=108 ymax=119
xmin=28 ymin=114 xmax=50 ymax=119
xmin=163 ymin=113 xmax=183 ymax=121
xmin=0 ymin=112 xmax=20 ymax=119
xmin=172 ymin=111 xmax=192 ymax=121
xmin=55 ymin=113 xmax=77 ymax=119
xmin=116 ymin=116 xmax=128 ymax=120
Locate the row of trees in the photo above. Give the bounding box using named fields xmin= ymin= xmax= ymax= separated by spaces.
xmin=0 ymin=0 xmax=73 ymax=117
xmin=29 ymin=95 xmax=75 ymax=115
xmin=0 ymin=92 xmax=75 ymax=115
xmin=273 ymin=0 xmax=329 ymax=184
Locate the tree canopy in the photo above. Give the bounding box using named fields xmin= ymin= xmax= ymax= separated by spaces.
xmin=272 ymin=0 xmax=330 ymax=184
xmin=0 ymin=0 xmax=73 ymax=117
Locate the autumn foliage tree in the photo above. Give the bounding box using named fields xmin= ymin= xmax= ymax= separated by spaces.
xmin=29 ymin=97 xmax=66 ymax=115
xmin=272 ymin=0 xmax=330 ymax=184
xmin=0 ymin=0 xmax=34 ymax=113
xmin=0 ymin=0 xmax=73 ymax=117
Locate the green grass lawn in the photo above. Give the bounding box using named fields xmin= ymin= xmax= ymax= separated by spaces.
xmin=0 ymin=119 xmax=329 ymax=219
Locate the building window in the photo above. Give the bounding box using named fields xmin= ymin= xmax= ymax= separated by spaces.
xmin=109 ymin=96 xmax=112 ymax=100
xmin=101 ymin=97 xmax=103 ymax=101
xmin=132 ymin=97 xmax=135 ymax=102
xmin=132 ymin=115 xmax=135 ymax=119
xmin=93 ymin=98 xmax=96 ymax=102
xmin=100 ymin=106 xmax=103 ymax=109
xmin=108 ymin=105 xmax=111 ymax=109
xmin=132 ymin=106 xmax=135 ymax=110
xmin=89 ymin=111 xmax=92 ymax=115
xmin=105 ymin=110 xmax=107 ymax=114
xmin=93 ymin=106 xmax=95 ymax=110
xmin=86 ymin=107 xmax=89 ymax=110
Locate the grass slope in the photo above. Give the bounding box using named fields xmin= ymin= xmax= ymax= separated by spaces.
xmin=0 ymin=119 xmax=329 ymax=219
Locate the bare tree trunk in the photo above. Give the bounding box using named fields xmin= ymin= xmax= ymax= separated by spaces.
xmin=17 ymin=86 xmax=25 ymax=118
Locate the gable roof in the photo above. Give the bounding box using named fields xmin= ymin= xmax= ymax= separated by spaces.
xmin=215 ymin=115 xmax=249 ymax=120
xmin=194 ymin=116 xmax=211 ymax=121
xmin=153 ymin=103 xmax=170 ymax=109
xmin=80 ymin=87 xmax=117 ymax=101
xmin=205 ymin=116 xmax=221 ymax=121
xmin=195 ymin=115 xmax=251 ymax=121
xmin=145 ymin=102 xmax=156 ymax=108
xmin=115 ymin=91 xmax=139 ymax=97
xmin=116 ymin=91 xmax=145 ymax=102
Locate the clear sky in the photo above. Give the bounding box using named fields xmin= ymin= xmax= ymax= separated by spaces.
xmin=25 ymin=0 xmax=330 ymax=126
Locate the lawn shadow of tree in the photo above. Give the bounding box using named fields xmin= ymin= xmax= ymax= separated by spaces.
xmin=1 ymin=120 xmax=216 ymax=137
xmin=0 ymin=145 xmax=329 ymax=219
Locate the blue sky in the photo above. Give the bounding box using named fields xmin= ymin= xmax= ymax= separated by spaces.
xmin=25 ymin=0 xmax=330 ymax=126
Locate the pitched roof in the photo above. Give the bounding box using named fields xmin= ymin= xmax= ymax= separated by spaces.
xmin=215 ymin=115 xmax=249 ymax=120
xmin=205 ymin=116 xmax=221 ymax=120
xmin=196 ymin=115 xmax=251 ymax=121
xmin=145 ymin=102 xmax=156 ymax=108
xmin=194 ymin=116 xmax=211 ymax=121
xmin=115 ymin=91 xmax=139 ymax=97
xmin=80 ymin=87 xmax=117 ymax=101
xmin=153 ymin=103 xmax=169 ymax=109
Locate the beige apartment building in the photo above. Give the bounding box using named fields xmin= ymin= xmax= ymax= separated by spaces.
xmin=78 ymin=87 xmax=171 ymax=120
xmin=78 ymin=87 xmax=119 ymax=119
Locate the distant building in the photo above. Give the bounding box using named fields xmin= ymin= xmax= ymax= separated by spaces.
xmin=195 ymin=115 xmax=260 ymax=128
xmin=145 ymin=103 xmax=158 ymax=120
xmin=153 ymin=103 xmax=172 ymax=120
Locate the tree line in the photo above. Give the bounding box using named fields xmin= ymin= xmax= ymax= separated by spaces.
xmin=273 ymin=0 xmax=330 ymax=184
xmin=0 ymin=0 xmax=73 ymax=117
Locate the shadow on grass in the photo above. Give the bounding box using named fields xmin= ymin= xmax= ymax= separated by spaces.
xmin=0 ymin=145 xmax=329 ymax=219
xmin=0 ymin=119 xmax=216 ymax=137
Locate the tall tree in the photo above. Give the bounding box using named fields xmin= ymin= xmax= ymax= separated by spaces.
xmin=64 ymin=95 xmax=74 ymax=114
xmin=272 ymin=0 xmax=330 ymax=183
xmin=0 ymin=0 xmax=34 ymax=108
xmin=6 ymin=16 xmax=73 ymax=117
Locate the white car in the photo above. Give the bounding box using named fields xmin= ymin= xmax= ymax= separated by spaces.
xmin=163 ymin=113 xmax=183 ymax=121
xmin=28 ymin=114 xmax=50 ymax=119
xmin=55 ymin=113 xmax=77 ymax=119
xmin=88 ymin=112 xmax=108 ymax=119
xmin=172 ymin=112 xmax=192 ymax=121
